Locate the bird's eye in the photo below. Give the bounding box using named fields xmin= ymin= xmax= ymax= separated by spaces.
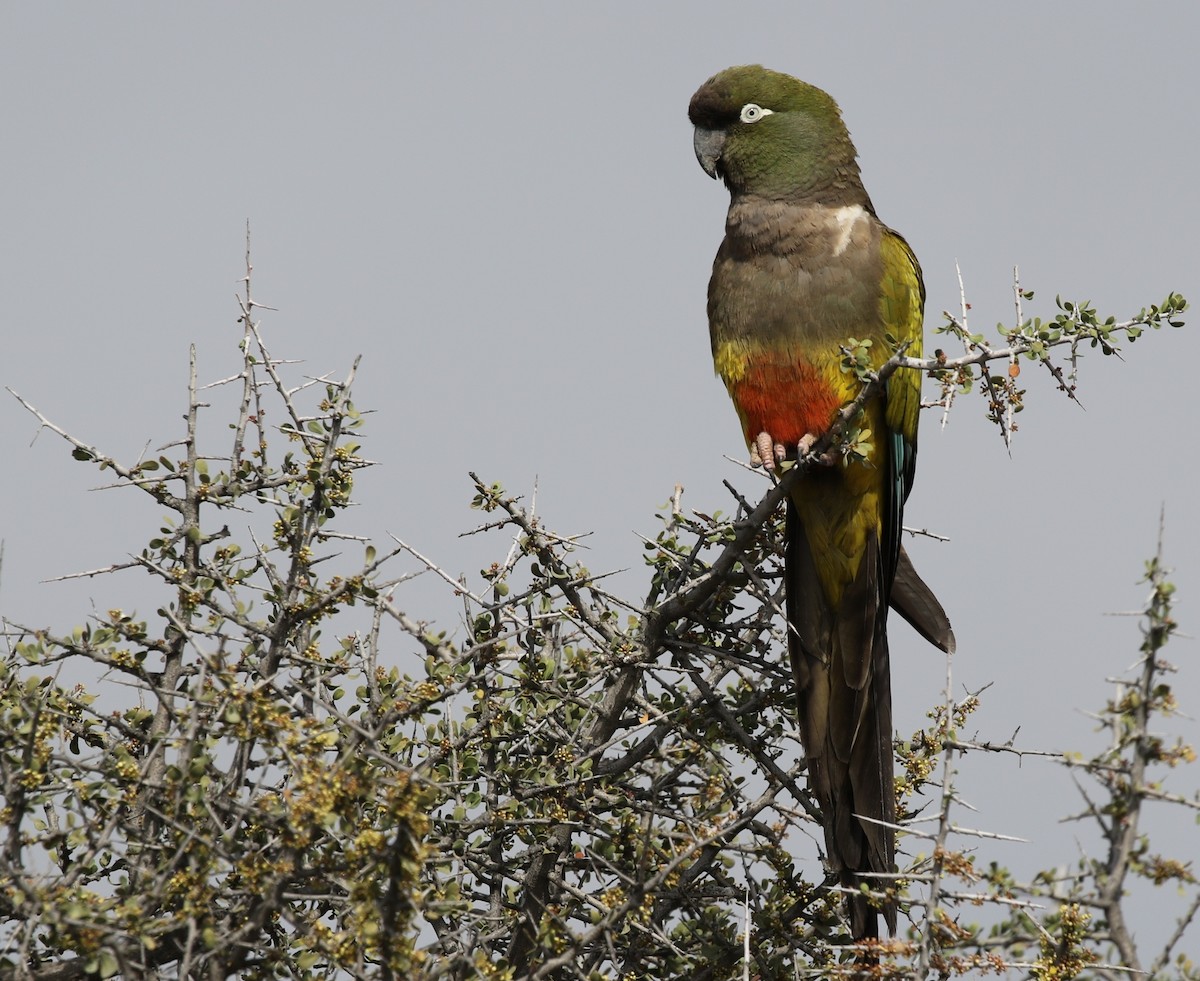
xmin=739 ymin=103 xmax=773 ymax=124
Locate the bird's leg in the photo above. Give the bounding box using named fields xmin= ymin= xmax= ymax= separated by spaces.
xmin=751 ymin=431 xmax=788 ymax=472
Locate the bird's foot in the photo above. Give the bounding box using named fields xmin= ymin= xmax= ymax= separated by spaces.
xmin=797 ymin=433 xmax=837 ymax=467
xmin=751 ymin=431 xmax=788 ymax=472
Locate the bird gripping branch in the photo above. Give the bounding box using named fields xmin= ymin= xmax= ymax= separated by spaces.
xmin=689 ymin=64 xmax=954 ymax=941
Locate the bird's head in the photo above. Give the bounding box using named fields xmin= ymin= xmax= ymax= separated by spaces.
xmin=688 ymin=65 xmax=867 ymax=205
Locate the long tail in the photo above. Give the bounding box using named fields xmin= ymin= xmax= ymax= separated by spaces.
xmin=785 ymin=496 xmax=896 ymax=940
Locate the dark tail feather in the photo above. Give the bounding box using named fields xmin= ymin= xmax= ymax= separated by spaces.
xmin=891 ymin=545 xmax=955 ymax=654
xmin=786 ymin=498 xmax=897 ymax=941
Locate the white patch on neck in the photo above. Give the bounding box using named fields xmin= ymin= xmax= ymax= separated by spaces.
xmin=830 ymin=204 xmax=866 ymax=257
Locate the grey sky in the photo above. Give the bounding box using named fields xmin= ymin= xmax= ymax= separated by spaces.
xmin=3 ymin=2 xmax=1197 ymax=953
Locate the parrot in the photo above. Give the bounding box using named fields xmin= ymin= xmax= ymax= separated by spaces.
xmin=688 ymin=65 xmax=955 ymax=940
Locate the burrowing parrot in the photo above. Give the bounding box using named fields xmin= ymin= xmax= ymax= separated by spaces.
xmin=689 ymin=65 xmax=954 ymax=940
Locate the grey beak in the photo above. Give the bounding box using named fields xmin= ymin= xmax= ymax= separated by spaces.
xmin=693 ymin=126 xmax=725 ymax=180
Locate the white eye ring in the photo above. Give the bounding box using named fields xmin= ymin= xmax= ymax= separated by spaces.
xmin=739 ymin=103 xmax=773 ymax=124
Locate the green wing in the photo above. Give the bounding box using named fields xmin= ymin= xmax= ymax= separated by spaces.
xmin=878 ymin=228 xmax=925 ymax=585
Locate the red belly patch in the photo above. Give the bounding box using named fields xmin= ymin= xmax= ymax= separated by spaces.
xmin=727 ymin=359 xmax=843 ymax=448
